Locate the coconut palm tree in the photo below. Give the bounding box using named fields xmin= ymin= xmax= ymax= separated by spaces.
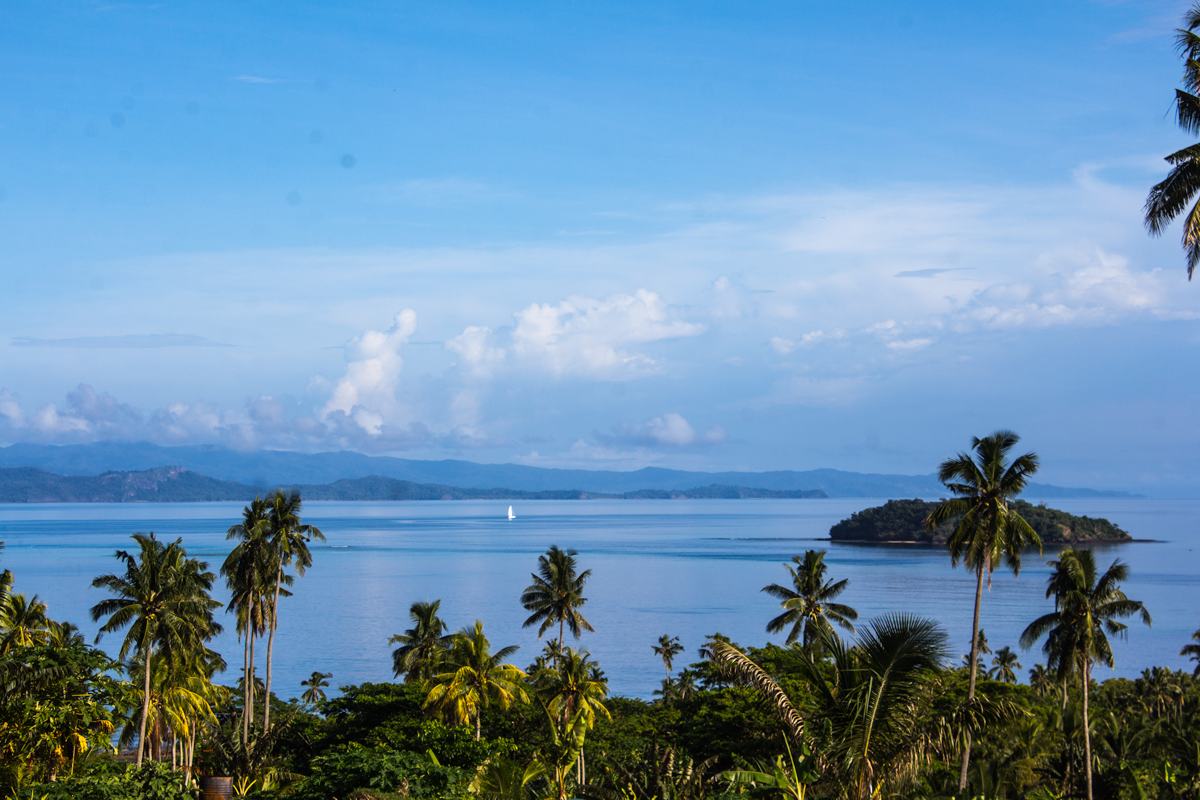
xmin=520 ymin=546 xmax=594 ymax=663
xmin=1145 ymin=2 xmax=1200 ymax=278
xmin=118 ymin=652 xmax=220 ymax=764
xmin=991 ymin=646 xmax=1021 ymax=684
xmin=532 ymin=647 xmax=610 ymax=785
xmin=222 ymin=498 xmax=276 ymax=743
xmin=652 ymin=634 xmax=684 ymax=680
xmin=961 ymin=629 xmax=993 ymax=674
xmin=1028 ymin=663 xmax=1054 ymax=698
xmin=46 ymin=620 xmax=85 ymax=648
xmin=423 ymin=620 xmax=529 ymax=739
xmin=926 ymin=429 xmax=1040 ymax=790
xmin=1020 ymin=548 xmax=1152 ymax=800
xmin=389 ymin=599 xmax=453 ymax=682
xmin=90 ymin=532 xmax=222 ymax=766
xmin=762 ymin=550 xmax=857 ymax=649
xmin=1181 ymin=627 xmax=1200 ymax=676
xmin=674 ymin=669 xmax=699 ymax=701
xmin=711 ymin=614 xmax=951 ymax=800
xmin=0 ymin=591 xmax=51 ymax=653
xmin=263 ymin=490 xmax=323 ymax=731
xmin=300 ymin=671 xmax=333 ymax=705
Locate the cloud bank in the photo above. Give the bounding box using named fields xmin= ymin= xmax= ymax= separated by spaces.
xmin=4 ymin=170 xmax=1199 ymax=485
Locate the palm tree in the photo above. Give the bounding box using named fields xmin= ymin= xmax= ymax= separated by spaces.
xmin=532 ymin=647 xmax=610 ymax=785
xmin=118 ymin=652 xmax=220 ymax=765
xmin=674 ymin=669 xmax=699 ymax=701
xmin=423 ymin=620 xmax=529 ymax=739
xmin=711 ymin=614 xmax=951 ymax=800
xmin=1145 ymin=2 xmax=1200 ymax=278
xmin=926 ymin=429 xmax=1040 ymax=790
xmin=90 ymin=532 xmax=222 ymax=766
xmin=47 ymin=620 xmax=86 ymax=648
xmin=300 ymin=671 xmax=332 ymax=705
xmin=263 ymin=490 xmax=323 ymax=731
xmin=222 ymin=498 xmax=276 ymax=743
xmin=762 ymin=550 xmax=857 ymax=649
xmin=960 ymin=629 xmax=992 ymax=674
xmin=991 ymin=646 xmax=1021 ymax=684
xmin=1028 ymin=663 xmax=1054 ymax=697
xmin=1020 ymin=548 xmax=1152 ymax=800
xmin=1181 ymin=627 xmax=1200 ymax=676
xmin=652 ymin=635 xmax=684 ymax=680
xmin=520 ymin=546 xmax=594 ymax=663
xmin=0 ymin=591 xmax=51 ymax=653
xmin=470 ymin=757 xmax=548 ymax=800
xmin=389 ymin=600 xmax=453 ymax=682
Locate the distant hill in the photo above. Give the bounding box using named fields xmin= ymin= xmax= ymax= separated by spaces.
xmin=0 ymin=466 xmax=255 ymax=503
xmin=0 ymin=467 xmax=827 ymax=503
xmin=0 ymin=443 xmax=1135 ymax=499
xmin=829 ymin=498 xmax=1133 ymax=544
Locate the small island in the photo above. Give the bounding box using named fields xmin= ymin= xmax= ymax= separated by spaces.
xmin=829 ymin=498 xmax=1133 ymax=544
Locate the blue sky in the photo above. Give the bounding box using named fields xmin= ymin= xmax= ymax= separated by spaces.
xmin=2 ymin=0 xmax=1199 ymax=494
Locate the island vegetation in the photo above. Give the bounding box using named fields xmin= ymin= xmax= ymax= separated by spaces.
xmin=830 ymin=498 xmax=1132 ymax=544
xmin=0 ymin=432 xmax=1192 ymax=800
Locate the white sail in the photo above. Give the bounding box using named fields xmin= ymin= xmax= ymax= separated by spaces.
xmin=508 ymin=505 xmax=515 ymax=520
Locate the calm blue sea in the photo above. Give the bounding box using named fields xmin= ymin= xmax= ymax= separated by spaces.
xmin=0 ymin=497 xmax=1196 ymax=699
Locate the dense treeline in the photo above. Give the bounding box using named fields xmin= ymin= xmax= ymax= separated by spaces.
xmin=0 ymin=431 xmax=1197 ymax=800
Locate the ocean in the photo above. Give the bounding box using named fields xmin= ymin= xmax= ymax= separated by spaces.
xmin=0 ymin=497 xmax=1196 ymax=699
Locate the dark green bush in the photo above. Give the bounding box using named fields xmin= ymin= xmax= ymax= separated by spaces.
xmin=20 ymin=761 xmax=190 ymax=800
xmin=289 ymin=748 xmax=469 ymax=800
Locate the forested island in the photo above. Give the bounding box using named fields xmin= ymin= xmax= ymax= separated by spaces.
xmin=829 ymin=498 xmax=1133 ymax=544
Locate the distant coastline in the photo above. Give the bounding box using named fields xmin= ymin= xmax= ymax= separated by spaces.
xmin=0 ymin=466 xmax=828 ymax=503
xmin=0 ymin=442 xmax=1138 ymax=499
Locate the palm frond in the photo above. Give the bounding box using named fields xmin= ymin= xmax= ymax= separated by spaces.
xmin=708 ymin=640 xmax=804 ymax=741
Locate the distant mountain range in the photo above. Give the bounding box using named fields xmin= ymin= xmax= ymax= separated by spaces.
xmin=0 ymin=442 xmax=1135 ymax=499
xmin=0 ymin=467 xmax=827 ymax=503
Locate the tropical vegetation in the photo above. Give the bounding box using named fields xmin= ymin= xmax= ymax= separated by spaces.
xmin=0 ymin=433 xmax=1197 ymax=800
xmin=1146 ymin=0 xmax=1200 ymax=277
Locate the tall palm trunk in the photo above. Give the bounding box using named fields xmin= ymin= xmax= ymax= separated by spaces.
xmin=242 ymin=594 xmax=252 ymax=744
xmin=1082 ymin=658 xmax=1093 ymax=800
xmin=184 ymin=725 xmax=195 ymax=784
xmin=264 ymin=557 xmax=283 ymax=731
xmin=475 ymin=710 xmax=482 ymax=740
xmin=248 ymin=627 xmax=256 ymax=728
xmin=138 ymin=639 xmax=152 ymax=766
xmin=958 ymin=563 xmax=985 ymax=790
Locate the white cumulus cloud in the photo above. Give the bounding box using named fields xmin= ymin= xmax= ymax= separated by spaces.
xmin=510 ymin=289 xmax=704 ymax=379
xmin=446 ymin=326 xmax=506 ymax=377
xmin=322 ymin=310 xmax=417 ymax=435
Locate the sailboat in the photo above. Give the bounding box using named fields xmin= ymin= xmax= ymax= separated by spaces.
xmin=507 ymin=505 xmax=516 ymax=520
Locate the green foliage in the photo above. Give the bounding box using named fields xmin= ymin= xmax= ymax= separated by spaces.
xmin=289 ymin=749 xmax=469 ymax=800
xmin=293 ymin=682 xmax=511 ymax=772
xmin=0 ymin=642 xmax=125 ymax=792
xmin=1144 ymin=2 xmax=1200 ymax=277
xmin=18 ymin=761 xmax=191 ymax=800
xmin=829 ymin=498 xmax=1130 ymax=544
